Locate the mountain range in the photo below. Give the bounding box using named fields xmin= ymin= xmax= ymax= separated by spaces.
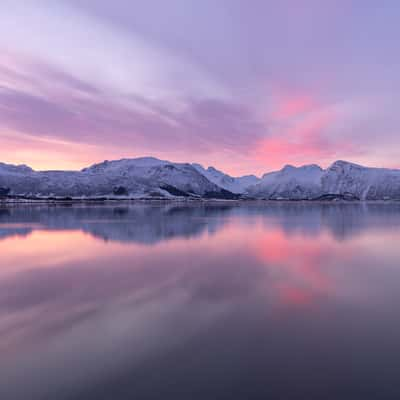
xmin=1 ymin=157 xmax=400 ymax=201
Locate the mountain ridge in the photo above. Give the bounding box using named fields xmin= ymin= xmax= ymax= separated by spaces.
xmin=1 ymin=157 xmax=400 ymax=201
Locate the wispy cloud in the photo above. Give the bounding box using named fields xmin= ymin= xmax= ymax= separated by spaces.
xmin=1 ymin=1 xmax=400 ymax=174
xmin=0 ymin=53 xmax=265 ymax=172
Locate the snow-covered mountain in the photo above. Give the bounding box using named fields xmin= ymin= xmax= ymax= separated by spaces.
xmin=246 ymin=160 xmax=400 ymax=200
xmin=321 ymin=160 xmax=400 ymax=200
xmin=246 ymin=164 xmax=323 ymax=200
xmin=1 ymin=157 xmax=400 ymax=201
xmin=0 ymin=157 xmax=237 ymax=199
xmin=192 ymin=163 xmax=260 ymax=194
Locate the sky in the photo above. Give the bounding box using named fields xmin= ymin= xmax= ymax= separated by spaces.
xmin=1 ymin=0 xmax=400 ymax=176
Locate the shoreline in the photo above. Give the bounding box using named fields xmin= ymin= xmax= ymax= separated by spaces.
xmin=1 ymin=197 xmax=400 ymax=206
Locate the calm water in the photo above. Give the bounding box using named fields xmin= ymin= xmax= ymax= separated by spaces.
xmin=1 ymin=203 xmax=400 ymax=399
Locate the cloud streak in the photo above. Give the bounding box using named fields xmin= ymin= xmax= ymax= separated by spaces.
xmin=0 ymin=54 xmax=266 ymax=173
xmin=1 ymin=1 xmax=400 ymax=174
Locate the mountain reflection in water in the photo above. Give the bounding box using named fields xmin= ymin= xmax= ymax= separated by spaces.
xmin=1 ymin=203 xmax=400 ymax=400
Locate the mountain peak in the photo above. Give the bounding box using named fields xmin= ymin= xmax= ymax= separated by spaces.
xmin=282 ymin=164 xmax=296 ymax=172
xmin=207 ymin=166 xmax=220 ymax=173
xmin=83 ymin=157 xmax=169 ymax=172
xmin=280 ymin=163 xmax=323 ymax=173
xmin=328 ymin=160 xmax=365 ymax=172
xmin=0 ymin=162 xmax=34 ymax=174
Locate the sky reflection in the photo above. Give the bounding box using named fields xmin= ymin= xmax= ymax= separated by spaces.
xmin=1 ymin=203 xmax=400 ymax=399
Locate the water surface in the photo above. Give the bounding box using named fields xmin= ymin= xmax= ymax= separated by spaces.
xmin=1 ymin=203 xmax=400 ymax=399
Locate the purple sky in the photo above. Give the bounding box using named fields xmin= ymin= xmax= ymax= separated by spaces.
xmin=1 ymin=0 xmax=400 ymax=175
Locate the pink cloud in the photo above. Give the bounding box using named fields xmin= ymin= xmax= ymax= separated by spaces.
xmin=254 ymin=91 xmax=360 ymax=170
xmin=272 ymin=94 xmax=316 ymax=120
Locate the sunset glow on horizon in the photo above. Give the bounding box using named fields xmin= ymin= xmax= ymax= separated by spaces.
xmin=1 ymin=1 xmax=400 ymax=175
